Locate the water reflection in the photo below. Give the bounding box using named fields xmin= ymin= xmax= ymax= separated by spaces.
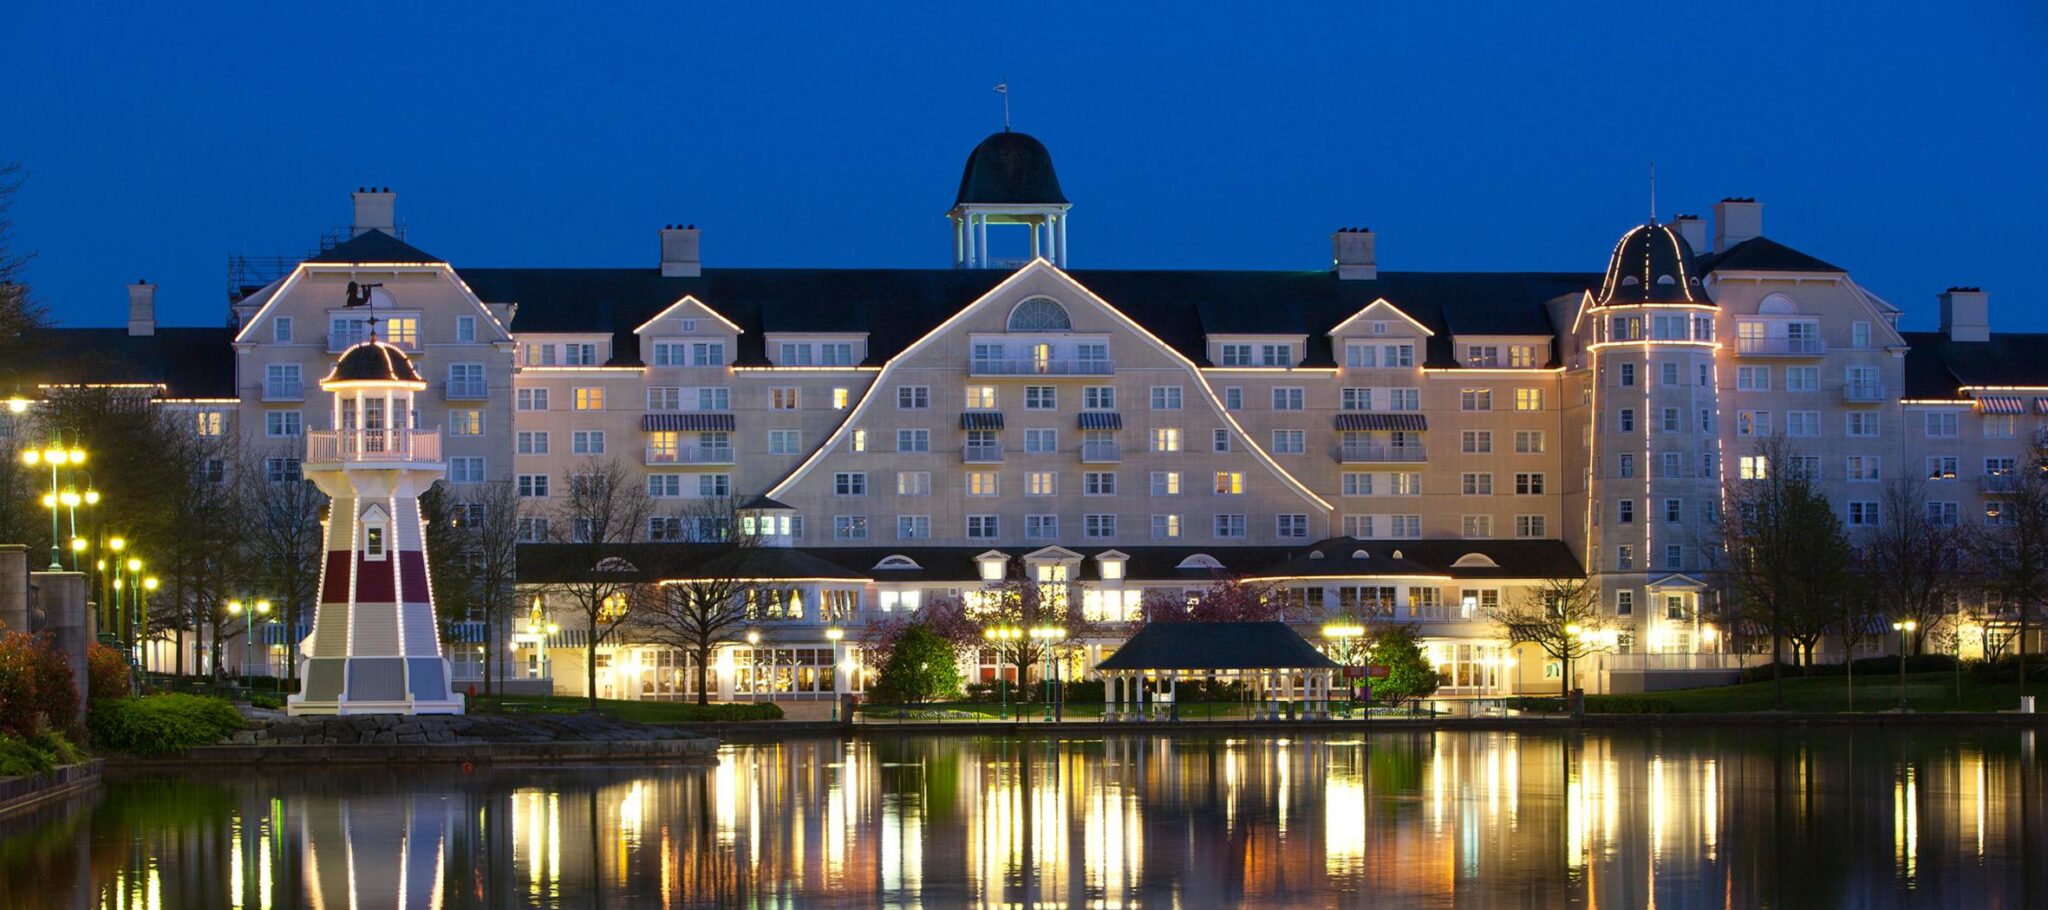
xmin=2 ymin=729 xmax=2042 ymax=908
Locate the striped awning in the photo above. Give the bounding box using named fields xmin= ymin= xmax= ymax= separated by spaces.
xmin=1078 ymin=412 xmax=1123 ymax=430
xmin=1334 ymin=413 xmax=1428 ymax=432
xmin=643 ymin=413 xmax=736 ymax=432
xmin=2035 ymin=397 xmax=2048 ymax=415
xmin=960 ymin=412 xmax=1004 ymax=430
xmin=1977 ymin=396 xmax=2025 ymax=415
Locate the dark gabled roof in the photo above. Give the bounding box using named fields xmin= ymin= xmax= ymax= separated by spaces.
xmin=307 ymin=229 xmax=444 ymax=265
xmin=1095 ymin=621 xmax=1339 ymax=671
xmin=1595 ymin=223 xmax=1704 ymax=307
xmin=11 ymin=326 xmax=237 ymax=398
xmin=1694 ymin=236 xmax=1842 ymax=274
xmin=457 ymin=266 xmax=1595 ymax=370
xmin=1899 ymin=331 xmax=2048 ymax=398
xmin=954 ymin=131 xmax=1068 ymax=206
xmin=328 ymin=340 xmax=423 ymax=384
xmin=515 ymin=543 xmax=865 ymax=584
xmin=1251 ymin=537 xmax=1583 ymax=581
xmin=806 ymin=545 xmax=1301 ymax=582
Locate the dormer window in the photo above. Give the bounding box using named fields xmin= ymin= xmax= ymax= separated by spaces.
xmin=360 ymin=506 xmax=389 ymax=561
xmin=1008 ymin=297 xmax=1072 ymax=332
xmin=977 ymin=553 xmax=1008 ymax=582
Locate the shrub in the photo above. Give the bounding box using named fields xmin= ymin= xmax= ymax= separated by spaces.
xmin=1061 ymin=679 xmax=1106 ymax=703
xmin=0 ymin=723 xmax=86 ymax=778
xmin=1584 ymin=695 xmax=1679 ymax=714
xmin=868 ymin=625 xmax=966 ymax=705
xmin=665 ymin=702 xmax=781 ymax=722
xmin=0 ymin=631 xmax=79 ymax=739
xmin=1367 ymin=626 xmax=1441 ymax=705
xmin=87 ymin=694 xmax=246 ymax=755
xmin=1970 ymin=654 xmax=2048 ymax=684
xmin=87 ymin=643 xmax=130 ymax=702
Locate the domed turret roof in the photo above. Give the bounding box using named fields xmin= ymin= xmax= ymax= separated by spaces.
xmin=326 ymin=339 xmax=424 ymax=384
xmin=954 ymin=131 xmax=1069 ymax=206
xmin=1596 ymin=222 xmax=1704 ymax=306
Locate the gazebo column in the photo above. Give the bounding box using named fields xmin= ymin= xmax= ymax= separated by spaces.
xmin=1168 ymin=673 xmax=1179 ymax=722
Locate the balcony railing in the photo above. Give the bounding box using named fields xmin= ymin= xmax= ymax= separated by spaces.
xmin=1842 ymin=381 xmax=1886 ymax=403
xmin=306 ymin=428 xmax=441 ymax=464
xmin=645 ymin=445 xmax=735 ymax=466
xmin=1080 ymin=441 xmax=1121 ymax=463
xmin=1735 ymin=336 xmax=1826 ymax=356
xmin=262 ymin=380 xmax=304 ymax=402
xmin=445 ymin=379 xmax=488 ymax=400
xmin=1590 ymin=652 xmax=1770 ymax=671
xmin=1982 ymin=474 xmax=2020 ymax=493
xmin=969 ymin=358 xmax=1116 ymax=376
xmin=1336 ymin=442 xmax=1427 ymax=463
xmin=963 ymin=443 xmax=1005 ymax=463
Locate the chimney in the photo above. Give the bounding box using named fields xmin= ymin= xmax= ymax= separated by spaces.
xmin=1939 ymin=287 xmax=1989 ymax=343
xmin=1712 ymin=197 xmax=1762 ymax=251
xmin=660 ymin=224 xmax=702 ymax=278
xmin=1332 ymin=227 xmax=1376 ymax=280
xmin=1672 ymin=213 xmax=1707 ymax=253
xmin=127 ymin=280 xmax=156 ymax=337
xmin=351 ymin=187 xmax=396 ymax=237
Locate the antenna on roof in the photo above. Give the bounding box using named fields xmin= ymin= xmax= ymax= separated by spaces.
xmin=1649 ymin=160 xmax=1658 ymax=225
xmin=994 ymin=80 xmax=1010 ymax=131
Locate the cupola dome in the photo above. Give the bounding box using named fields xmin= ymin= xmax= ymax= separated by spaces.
xmin=326 ymin=339 xmax=424 ymax=385
xmin=955 ymin=131 xmax=1069 ymax=206
xmin=1596 ymin=222 xmax=1704 ymax=306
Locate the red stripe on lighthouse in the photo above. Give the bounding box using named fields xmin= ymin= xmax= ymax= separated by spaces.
xmin=321 ymin=550 xmax=353 ymax=603
xmin=356 ymin=554 xmax=396 ymax=602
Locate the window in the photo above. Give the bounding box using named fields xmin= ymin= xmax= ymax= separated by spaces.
xmin=1853 ymin=321 xmax=1872 ymax=348
xmin=967 ymin=472 xmax=999 ymax=496
xmin=1223 ymin=387 xmax=1243 ymax=411
xmin=1024 ymin=386 xmax=1056 ymax=410
xmin=448 ymin=409 xmax=483 ymax=436
xmin=1340 ymin=388 xmax=1372 ymax=411
xmin=1847 ymin=455 xmax=1881 ymax=482
xmin=1152 ymin=514 xmax=1183 ymax=539
xmin=1213 ymin=472 xmax=1244 ymax=495
xmin=1026 ymin=471 xmax=1057 ymax=496
xmin=1618 ymin=454 xmax=1635 ymax=478
xmin=1663 ymin=545 xmax=1683 ymax=571
xmin=1987 ymin=501 xmax=2015 ymax=527
xmin=1151 ymin=428 xmax=1182 ymax=453
xmin=966 ymin=515 xmax=999 ymax=539
xmin=271 ymin=316 xmax=294 ymax=343
xmin=1214 ymin=514 xmax=1246 ymax=538
xmin=898 ymin=386 xmax=930 ymax=409
xmin=1151 ymin=471 xmax=1183 ymax=495
xmin=832 ymin=388 xmax=850 ymax=409
xmin=1925 ymin=501 xmax=1959 ymax=527
xmin=265 ymin=410 xmax=302 ymax=438
xmin=1847 ymin=412 xmax=1880 ymax=437
xmin=522 ymin=342 xmax=555 ymax=366
xmin=1212 ymin=429 xmax=1231 ymax=453
xmin=1619 ymin=363 xmax=1636 ymax=386
xmin=898 ymin=515 xmax=931 ymax=540
xmin=516 ymin=431 xmax=549 ymax=455
xmin=1615 ymin=591 xmax=1634 ymax=616
xmin=1342 ymin=515 xmax=1374 ymax=537
xmin=1460 ymin=389 xmax=1492 ymax=411
xmin=1848 ymin=501 xmax=1879 ymax=527
xmin=1787 ymin=411 xmax=1820 ymax=437
xmin=1736 ymin=410 xmax=1770 ymax=437
xmin=1926 ymin=456 xmax=1959 ymax=481
xmin=647 ymin=474 xmax=682 ymax=498
xmin=1616 ymin=545 xmax=1634 ymax=570
xmin=1391 ymin=473 xmax=1422 ymax=496
xmin=1460 ymin=472 xmax=1494 ymax=496
xmin=959 ymin=386 xmax=996 ymax=410
xmin=1341 ymin=473 xmax=1373 ymax=496
xmin=515 ymin=517 xmax=549 ymax=543
xmin=1515 ymin=388 xmax=1543 ymax=411
xmin=1661 ymin=408 xmax=1681 ymax=432
xmin=1084 ymin=514 xmax=1117 ymax=539
xmin=1987 ymin=415 xmax=2017 ymax=439
xmin=449 ymin=456 xmax=484 ymax=484
xmin=559 ymin=343 xmax=595 ymax=366
xmin=1461 ymin=430 xmax=1493 ymax=454
xmin=834 ymin=472 xmax=867 ymax=496
xmin=835 ymin=516 xmax=869 ymax=540
xmin=1461 ymin=515 xmax=1493 ymax=539
xmin=1739 ymin=456 xmax=1769 ymax=480
xmin=1277 ymin=514 xmax=1309 ymax=539
xmin=1515 ymin=472 xmax=1545 ymax=495
xmin=1026 ymin=514 xmax=1058 ymax=540
xmin=1618 ymin=500 xmax=1635 ymax=523
xmin=517 ymin=474 xmax=549 ymax=497
xmin=1345 ymin=343 xmax=1377 ymax=368
xmin=1618 ymin=409 xmax=1636 ymax=433
xmin=1084 ymin=472 xmax=1117 ymax=496
xmin=571 ymin=430 xmax=605 ymax=455
xmin=1388 ymin=388 xmax=1420 ymax=411
xmin=771 ymin=388 xmax=799 ymax=410
xmin=194 ymin=411 xmax=226 ymax=436
xmin=1466 ymin=345 xmax=1500 ymax=367
xmin=1737 ymin=366 xmax=1770 ymax=391
xmin=1660 ymin=362 xmax=1679 ymax=386
xmin=571 ymin=387 xmax=604 ymax=411
xmin=1150 ymin=386 xmax=1182 ymax=410
xmin=263 ymin=457 xmax=301 ymax=484
xmin=766 ymin=429 xmax=801 ymax=455
xmin=1516 ymin=514 xmax=1547 ymax=538
xmin=897 ymin=471 xmax=931 ymax=496
xmin=1383 ymin=343 xmax=1415 ymax=367
xmin=1390 ymin=515 xmax=1422 ymax=538
xmin=1023 ymin=429 xmax=1057 ymax=453
xmin=1083 ymin=386 xmax=1115 ymax=410
xmin=1272 ymin=388 xmax=1304 ymax=411
xmin=1925 ymin=412 xmax=1958 ymax=438
xmin=1514 ymin=430 xmax=1545 ymax=454
xmin=1220 ymin=343 xmax=1253 ymax=366
xmin=1270 ymin=430 xmax=1305 ymax=454
xmin=264 ymin=363 xmax=302 ymax=399
xmin=897 ymin=429 xmax=931 ymax=453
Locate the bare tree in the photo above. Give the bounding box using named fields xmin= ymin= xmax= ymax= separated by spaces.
xmin=460 ymin=480 xmax=522 ymax=695
xmin=1861 ymin=477 xmax=1970 ymax=654
xmin=1971 ymin=440 xmax=2048 ymax=697
xmin=1488 ymin=576 xmax=1613 ymax=698
xmin=630 ymin=497 xmax=758 ymax=704
xmin=0 ymin=162 xmax=51 ymax=367
xmin=545 ymin=458 xmax=654 ymax=706
xmin=237 ymin=444 xmax=326 ymax=684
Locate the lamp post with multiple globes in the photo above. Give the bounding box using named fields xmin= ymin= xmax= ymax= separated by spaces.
xmin=21 ymin=436 xmax=85 ymax=570
xmin=227 ymin=599 xmax=272 ymax=692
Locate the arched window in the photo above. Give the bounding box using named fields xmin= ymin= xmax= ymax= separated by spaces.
xmin=595 ymin=556 xmax=639 ymax=573
xmin=1007 ymin=296 xmax=1072 ymax=331
xmin=1451 ymin=553 xmax=1500 ymax=568
xmin=1175 ymin=554 xmax=1224 ymax=570
xmin=874 ymin=555 xmax=923 ymax=570
xmin=1758 ymin=293 xmax=1799 ymax=315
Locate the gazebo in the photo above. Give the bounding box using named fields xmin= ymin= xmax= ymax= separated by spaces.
xmin=1093 ymin=621 xmax=1342 ymax=721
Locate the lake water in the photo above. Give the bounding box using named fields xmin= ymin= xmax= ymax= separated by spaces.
xmin=2 ymin=728 xmax=2041 ymax=908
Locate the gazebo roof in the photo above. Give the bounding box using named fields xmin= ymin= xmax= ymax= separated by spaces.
xmin=1094 ymin=622 xmax=1339 ymax=672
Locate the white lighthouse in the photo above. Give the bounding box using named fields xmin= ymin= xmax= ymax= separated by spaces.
xmin=288 ymin=334 xmax=464 ymax=715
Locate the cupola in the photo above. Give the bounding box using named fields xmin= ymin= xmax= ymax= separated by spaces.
xmin=950 ymin=130 xmax=1072 ymax=269
xmin=1595 ymin=222 xmax=1704 ymax=307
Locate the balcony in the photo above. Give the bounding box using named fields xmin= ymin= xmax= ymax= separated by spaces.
xmin=645 ymin=444 xmax=735 ymax=466
xmin=963 ymin=442 xmax=1005 ymax=464
xmin=262 ymin=380 xmax=304 ymax=402
xmin=1842 ymin=381 xmax=1886 ymax=403
xmin=970 ymin=358 xmax=1116 ymax=377
xmin=306 ymin=428 xmax=441 ymax=464
xmin=1080 ymin=441 xmax=1121 ymax=463
xmin=1735 ymin=336 xmax=1826 ymax=357
xmin=1982 ymin=474 xmax=2019 ymax=493
xmin=1336 ymin=442 xmax=1427 ymax=463
xmin=445 ymin=379 xmax=488 ymax=400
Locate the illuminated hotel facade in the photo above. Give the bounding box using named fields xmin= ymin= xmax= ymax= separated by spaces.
xmin=16 ymin=131 xmax=2038 ymax=698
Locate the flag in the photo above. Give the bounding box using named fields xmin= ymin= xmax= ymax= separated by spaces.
xmin=994 ymin=82 xmax=1008 ymax=94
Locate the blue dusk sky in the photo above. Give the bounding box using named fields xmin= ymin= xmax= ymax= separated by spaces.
xmin=4 ymin=2 xmax=2045 ymax=330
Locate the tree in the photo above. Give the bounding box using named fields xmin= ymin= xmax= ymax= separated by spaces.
xmin=1970 ymin=439 xmax=2048 ymax=698
xmin=1363 ymin=625 xmax=1439 ymax=705
xmin=868 ymin=624 xmax=964 ymax=704
xmin=544 ymin=458 xmax=654 ymax=706
xmin=0 ymin=162 xmax=51 ymax=368
xmin=1138 ymin=578 xmax=1279 ymax=623
xmin=236 ymin=445 xmax=326 ymax=684
xmin=419 ymin=481 xmax=477 ymax=637
xmin=1862 ymin=477 xmax=1970 ymax=654
xmin=957 ymin=563 xmax=1097 ymax=689
xmin=630 ymin=497 xmax=758 ymax=705
xmin=1488 ymin=577 xmax=1612 ymax=698
xmin=457 ymin=480 xmax=522 ymax=695
xmin=1708 ymin=438 xmax=1855 ymax=709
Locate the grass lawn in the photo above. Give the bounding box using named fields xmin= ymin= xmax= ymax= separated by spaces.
xmin=1587 ymin=672 xmax=2038 ymax=714
xmin=469 ymin=695 xmax=781 ymax=723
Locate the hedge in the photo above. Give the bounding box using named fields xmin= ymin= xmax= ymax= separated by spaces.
xmin=1737 ymin=654 xmax=1962 ymax=685
xmin=0 ymin=631 xmax=78 ymax=739
xmin=87 ymin=694 xmax=247 ymax=755
xmin=664 ymin=702 xmax=782 ymax=722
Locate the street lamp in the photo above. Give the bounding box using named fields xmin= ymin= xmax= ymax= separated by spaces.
xmin=227 ymin=599 xmax=273 ymax=694
xmin=527 ymin=620 xmax=561 ymax=704
xmin=824 ymin=627 xmax=846 ymax=721
xmin=1030 ymin=626 xmax=1067 ymax=721
xmin=1892 ymin=619 xmax=1919 ymax=712
xmin=22 ymin=441 xmax=84 ymax=570
xmin=1324 ymin=624 xmax=1367 ymax=712
xmin=983 ymin=626 xmax=1023 ymax=718
xmin=746 ymin=629 xmax=762 ymax=702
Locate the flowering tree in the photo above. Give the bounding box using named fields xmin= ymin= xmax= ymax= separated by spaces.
xmin=1138 ymin=578 xmax=1280 ymax=623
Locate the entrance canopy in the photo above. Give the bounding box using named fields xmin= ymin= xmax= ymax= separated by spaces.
xmin=1095 ymin=621 xmax=1339 ymax=673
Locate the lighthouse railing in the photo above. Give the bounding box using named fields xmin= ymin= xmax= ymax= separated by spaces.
xmin=306 ymin=428 xmax=442 ymax=463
